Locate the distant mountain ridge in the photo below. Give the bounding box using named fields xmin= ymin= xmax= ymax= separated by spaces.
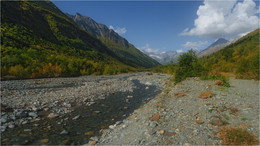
xmin=68 ymin=13 xmax=129 ymax=48
xmin=142 ymin=50 xmax=182 ymax=64
xmin=68 ymin=13 xmax=160 ymax=68
xmin=198 ymin=38 xmax=229 ymax=57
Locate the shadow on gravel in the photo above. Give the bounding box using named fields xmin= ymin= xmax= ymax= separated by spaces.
xmin=1 ymin=79 xmax=161 ymax=145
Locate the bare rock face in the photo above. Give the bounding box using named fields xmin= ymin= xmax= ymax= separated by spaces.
xmin=197 ymin=38 xmax=229 ymax=58
xmin=70 ymin=13 xmax=129 ymax=48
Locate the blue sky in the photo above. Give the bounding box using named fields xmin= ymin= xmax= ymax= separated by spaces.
xmin=53 ymin=0 xmax=259 ymax=54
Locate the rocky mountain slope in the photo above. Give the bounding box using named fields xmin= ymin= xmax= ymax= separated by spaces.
xmin=68 ymin=13 xmax=160 ymax=68
xmin=198 ymin=38 xmax=229 ymax=57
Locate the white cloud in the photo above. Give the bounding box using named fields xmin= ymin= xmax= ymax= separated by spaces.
xmin=109 ymin=25 xmax=114 ymax=30
xmin=140 ymin=43 xmax=159 ymax=54
xmin=109 ymin=25 xmax=127 ymax=35
xmin=176 ymin=49 xmax=184 ymax=53
xmin=182 ymin=41 xmax=208 ymax=50
xmin=180 ymin=0 xmax=260 ymax=39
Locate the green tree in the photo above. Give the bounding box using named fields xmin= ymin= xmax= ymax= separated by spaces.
xmin=175 ymin=49 xmax=203 ymax=82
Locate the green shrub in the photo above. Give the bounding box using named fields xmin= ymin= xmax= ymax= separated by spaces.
xmin=174 ymin=49 xmax=203 ymax=83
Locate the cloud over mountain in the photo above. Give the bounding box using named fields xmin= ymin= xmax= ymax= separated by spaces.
xmin=109 ymin=25 xmax=127 ymax=35
xmin=180 ymin=0 xmax=260 ymax=39
xmin=182 ymin=41 xmax=208 ymax=50
xmin=140 ymin=43 xmax=159 ymax=54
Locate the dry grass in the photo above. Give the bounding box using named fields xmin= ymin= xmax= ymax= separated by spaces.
xmin=198 ymin=90 xmax=214 ymax=99
xmin=195 ymin=120 xmax=205 ymax=124
xmin=174 ymin=92 xmax=186 ymax=97
xmin=229 ymin=106 xmax=240 ymax=116
xmin=150 ymin=113 xmax=160 ymax=121
xmin=215 ymin=80 xmax=224 ymax=86
xmin=218 ymin=125 xmax=259 ymax=145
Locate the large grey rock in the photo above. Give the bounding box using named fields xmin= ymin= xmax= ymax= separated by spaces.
xmin=60 ymin=130 xmax=69 ymax=135
xmin=28 ymin=112 xmax=38 ymax=118
xmin=0 ymin=115 xmax=10 ymax=123
xmin=14 ymin=109 xmax=27 ymax=118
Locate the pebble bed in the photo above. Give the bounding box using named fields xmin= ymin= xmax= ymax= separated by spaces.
xmin=96 ymin=77 xmax=259 ymax=145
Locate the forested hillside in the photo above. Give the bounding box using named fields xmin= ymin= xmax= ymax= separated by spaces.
xmin=199 ymin=28 xmax=259 ymax=79
xmin=151 ymin=29 xmax=259 ymax=81
xmin=1 ymin=1 xmax=137 ymax=79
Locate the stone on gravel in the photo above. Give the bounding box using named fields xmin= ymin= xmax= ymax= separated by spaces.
xmin=132 ymin=140 xmax=140 ymax=145
xmin=47 ymin=113 xmax=58 ymax=119
xmin=1 ymin=126 xmax=7 ymax=132
xmin=209 ymin=118 xmax=225 ymax=126
xmin=90 ymin=136 xmax=99 ymax=141
xmin=28 ymin=112 xmax=38 ymax=118
xmin=60 ymin=130 xmax=69 ymax=135
xmin=22 ymin=120 xmax=28 ymax=125
xmin=14 ymin=109 xmax=27 ymax=118
xmin=145 ymin=82 xmax=152 ymax=86
xmin=0 ymin=115 xmax=10 ymax=123
xmin=72 ymin=115 xmax=80 ymax=120
xmin=150 ymin=122 xmax=157 ymax=128
xmin=8 ymin=124 xmax=15 ymax=129
xmin=109 ymin=125 xmax=116 ymax=129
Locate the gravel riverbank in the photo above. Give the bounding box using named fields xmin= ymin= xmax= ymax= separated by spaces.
xmin=1 ymin=73 xmax=259 ymax=145
xmin=1 ymin=72 xmax=170 ymax=144
xmin=96 ymin=77 xmax=259 ymax=145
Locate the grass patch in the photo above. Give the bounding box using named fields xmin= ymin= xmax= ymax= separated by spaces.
xmin=201 ymin=74 xmax=230 ymax=87
xmin=208 ymin=109 xmax=219 ymax=113
xmin=218 ymin=126 xmax=259 ymax=145
xmin=139 ymin=104 xmax=144 ymax=108
xmin=241 ymin=117 xmax=248 ymax=121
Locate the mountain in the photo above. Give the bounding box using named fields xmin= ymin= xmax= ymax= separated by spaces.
xmin=142 ymin=50 xmax=182 ymax=65
xmin=199 ymin=28 xmax=259 ymax=79
xmin=68 ymin=13 xmax=160 ymax=68
xmin=198 ymin=38 xmax=229 ymax=57
xmin=1 ymin=1 xmax=148 ymax=79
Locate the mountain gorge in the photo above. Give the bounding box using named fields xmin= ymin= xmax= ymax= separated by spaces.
xmin=1 ymin=1 xmax=159 ymax=79
xmin=68 ymin=13 xmax=160 ymax=68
